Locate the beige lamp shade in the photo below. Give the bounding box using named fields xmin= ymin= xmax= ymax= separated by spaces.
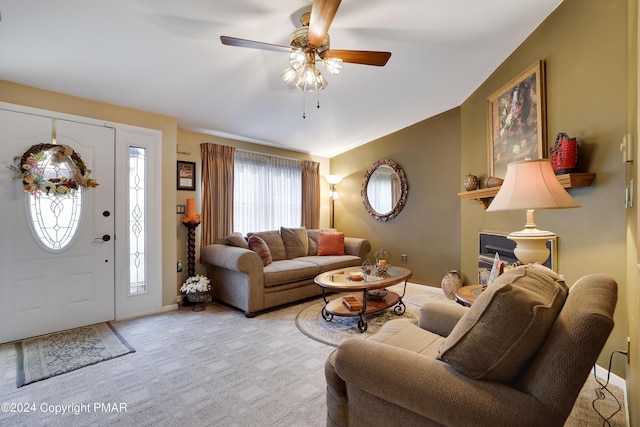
xmin=487 ymin=159 xmax=580 ymax=265
xmin=487 ymin=159 xmax=580 ymax=211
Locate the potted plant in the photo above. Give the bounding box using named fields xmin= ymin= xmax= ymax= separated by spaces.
xmin=180 ymin=274 xmax=211 ymax=311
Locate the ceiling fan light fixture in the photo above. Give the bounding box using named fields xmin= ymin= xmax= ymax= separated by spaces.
xmin=315 ymin=69 xmax=328 ymax=90
xmin=322 ymin=57 xmax=343 ymax=75
xmin=289 ymin=50 xmax=306 ymax=69
xmin=296 ymin=64 xmax=320 ymax=92
xmin=296 ymin=63 xmax=328 ymax=92
xmin=280 ymin=67 xmax=299 ymax=86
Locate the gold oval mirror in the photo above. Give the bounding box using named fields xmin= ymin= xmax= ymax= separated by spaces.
xmin=361 ymin=159 xmax=408 ymax=221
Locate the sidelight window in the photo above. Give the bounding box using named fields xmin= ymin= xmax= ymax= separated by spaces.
xmin=129 ymin=146 xmax=147 ymax=294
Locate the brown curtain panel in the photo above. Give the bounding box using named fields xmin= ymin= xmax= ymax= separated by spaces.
xmin=301 ymin=160 xmax=320 ymax=229
xmin=200 ymin=143 xmax=235 ymax=247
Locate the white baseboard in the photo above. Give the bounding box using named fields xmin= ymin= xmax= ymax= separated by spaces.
xmin=162 ymin=303 xmax=179 ymax=312
xmin=594 ymin=364 xmax=625 ymax=390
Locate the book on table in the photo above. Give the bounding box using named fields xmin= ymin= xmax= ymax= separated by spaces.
xmin=342 ymin=296 xmax=363 ymax=311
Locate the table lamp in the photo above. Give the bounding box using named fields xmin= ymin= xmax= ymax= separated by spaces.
xmin=486 ymin=159 xmax=580 ymax=265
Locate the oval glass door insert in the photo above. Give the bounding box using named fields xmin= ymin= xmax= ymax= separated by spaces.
xmin=26 ymin=149 xmax=83 ymax=251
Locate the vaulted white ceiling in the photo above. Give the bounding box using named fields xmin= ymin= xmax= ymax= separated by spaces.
xmin=0 ymin=0 xmax=563 ymax=158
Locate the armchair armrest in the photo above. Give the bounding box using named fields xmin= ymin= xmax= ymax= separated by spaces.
xmin=343 ymin=237 xmax=371 ymax=259
xmin=334 ymin=339 xmax=555 ymax=426
xmin=200 ymin=244 xmax=263 ymax=274
xmin=418 ymin=301 xmax=468 ymax=337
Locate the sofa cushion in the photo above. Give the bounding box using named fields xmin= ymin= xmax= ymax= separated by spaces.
xmin=307 ymin=228 xmax=336 ymax=255
xmin=318 ymin=232 xmax=345 ymax=256
xmin=248 ymin=230 xmax=286 ymax=261
xmin=263 ymin=259 xmax=320 ymax=288
xmin=248 ymin=235 xmax=272 ymax=266
xmin=297 ymin=255 xmax=363 ymax=273
xmin=369 ymin=319 xmax=446 ymax=358
xmin=281 ymin=226 xmax=309 ymax=259
xmin=225 ymin=232 xmax=249 ymax=249
xmin=437 ymin=264 xmax=568 ymax=383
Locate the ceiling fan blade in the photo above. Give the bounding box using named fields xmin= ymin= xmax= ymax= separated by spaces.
xmin=220 ymin=35 xmax=291 ymax=53
xmin=308 ymin=0 xmax=341 ymax=46
xmin=322 ymin=50 xmax=391 ymax=66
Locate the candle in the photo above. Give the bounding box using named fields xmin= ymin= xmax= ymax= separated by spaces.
xmin=378 ymin=260 xmax=387 ymax=266
xmin=186 ymin=198 xmax=195 ymax=221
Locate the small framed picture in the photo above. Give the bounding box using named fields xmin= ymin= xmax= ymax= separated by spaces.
xmin=177 ymin=161 xmax=196 ymax=191
xmin=487 ymin=60 xmax=546 ymax=179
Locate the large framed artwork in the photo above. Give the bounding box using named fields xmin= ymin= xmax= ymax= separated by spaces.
xmin=487 ymin=60 xmax=546 ymax=179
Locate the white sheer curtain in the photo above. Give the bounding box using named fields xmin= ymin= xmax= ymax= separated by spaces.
xmin=234 ymin=151 xmax=302 ymax=235
xmin=367 ymin=169 xmax=393 ymax=214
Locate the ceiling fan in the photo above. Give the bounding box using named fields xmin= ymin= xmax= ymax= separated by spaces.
xmin=220 ymin=0 xmax=391 ymax=97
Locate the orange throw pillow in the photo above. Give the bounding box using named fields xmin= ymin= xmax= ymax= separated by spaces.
xmin=317 ymin=232 xmax=345 ymax=256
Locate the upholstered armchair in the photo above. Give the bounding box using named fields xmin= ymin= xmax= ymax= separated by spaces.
xmin=325 ymin=265 xmax=617 ymax=427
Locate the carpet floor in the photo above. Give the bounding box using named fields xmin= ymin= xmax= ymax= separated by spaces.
xmin=0 ymin=283 xmax=627 ymax=426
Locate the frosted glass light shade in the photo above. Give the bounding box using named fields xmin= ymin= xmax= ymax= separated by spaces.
xmin=325 ymin=174 xmax=343 ymax=185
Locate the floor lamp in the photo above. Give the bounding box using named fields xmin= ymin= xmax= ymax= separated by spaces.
xmin=486 ymin=159 xmax=580 ymax=265
xmin=325 ymin=174 xmax=342 ymax=228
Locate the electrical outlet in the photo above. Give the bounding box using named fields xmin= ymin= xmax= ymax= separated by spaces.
xmin=177 ymin=260 xmax=183 ymax=272
xmin=401 ymin=254 xmax=407 ymax=264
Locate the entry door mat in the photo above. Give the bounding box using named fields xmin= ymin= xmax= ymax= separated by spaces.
xmin=15 ymin=322 xmax=134 ymax=387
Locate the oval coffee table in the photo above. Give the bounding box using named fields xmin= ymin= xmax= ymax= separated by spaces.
xmin=314 ymin=266 xmax=413 ymax=332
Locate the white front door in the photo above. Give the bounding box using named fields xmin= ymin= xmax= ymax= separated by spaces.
xmin=0 ymin=109 xmax=115 ymax=343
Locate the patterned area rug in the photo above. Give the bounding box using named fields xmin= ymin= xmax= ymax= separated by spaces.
xmin=295 ymin=283 xmax=455 ymax=347
xmin=15 ymin=322 xmax=134 ymax=387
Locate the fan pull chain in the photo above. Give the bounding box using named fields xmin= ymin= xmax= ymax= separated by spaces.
xmin=301 ymin=91 xmax=321 ymax=119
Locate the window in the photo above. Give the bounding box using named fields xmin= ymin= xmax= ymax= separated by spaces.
xmin=129 ymin=146 xmax=147 ymax=294
xmin=27 ymin=150 xmax=82 ymax=252
xmin=234 ymin=151 xmax=301 ymax=235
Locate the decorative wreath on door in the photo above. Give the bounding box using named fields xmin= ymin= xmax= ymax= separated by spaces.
xmin=9 ymin=143 xmax=99 ymax=196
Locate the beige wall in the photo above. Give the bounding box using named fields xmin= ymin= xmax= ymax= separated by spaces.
xmin=460 ymin=0 xmax=630 ymax=378
xmin=331 ymin=108 xmax=462 ymax=285
xmin=628 ymin=0 xmax=639 ymax=424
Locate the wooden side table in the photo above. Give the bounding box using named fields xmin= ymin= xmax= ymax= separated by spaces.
xmin=455 ymin=284 xmax=484 ymax=307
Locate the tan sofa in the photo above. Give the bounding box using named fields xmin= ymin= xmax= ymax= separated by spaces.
xmin=201 ymin=228 xmax=371 ymax=317
xmin=325 ymin=266 xmax=617 ymax=427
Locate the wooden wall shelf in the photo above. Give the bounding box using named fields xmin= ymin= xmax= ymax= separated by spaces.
xmin=458 ymin=173 xmax=596 ymax=209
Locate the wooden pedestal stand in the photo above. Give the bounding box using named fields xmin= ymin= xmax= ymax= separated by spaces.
xmin=182 ymin=221 xmax=201 ymax=308
xmin=183 ymin=221 xmax=200 ymax=277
